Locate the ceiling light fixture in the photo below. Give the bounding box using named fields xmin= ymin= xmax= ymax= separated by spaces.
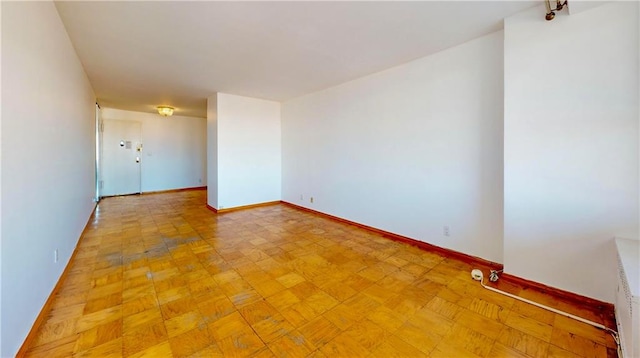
xmin=157 ymin=106 xmax=174 ymax=116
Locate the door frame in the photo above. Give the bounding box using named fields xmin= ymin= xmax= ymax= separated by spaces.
xmin=95 ymin=103 xmax=102 ymax=201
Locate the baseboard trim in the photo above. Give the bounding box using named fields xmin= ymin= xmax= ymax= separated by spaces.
xmin=280 ymin=201 xmax=502 ymax=271
xmin=207 ymin=201 xmax=281 ymax=214
xmin=280 ymin=201 xmax=615 ymax=325
xmin=498 ymin=273 xmax=616 ymax=329
xmin=16 ymin=203 xmax=98 ymax=357
xmin=142 ymin=186 xmax=206 ymax=195
xmin=206 ymin=204 xmax=218 ymax=213
xmin=100 ymin=192 xmax=141 ymax=199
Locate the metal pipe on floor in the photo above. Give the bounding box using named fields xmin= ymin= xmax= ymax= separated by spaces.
xmin=470 ymin=269 xmax=622 ymax=357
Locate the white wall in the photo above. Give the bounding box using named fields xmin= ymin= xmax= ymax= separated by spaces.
xmin=1 ymin=2 xmax=96 ymax=356
xmin=207 ymin=94 xmax=218 ymax=209
xmin=504 ymin=2 xmax=639 ymax=302
xmin=282 ymin=32 xmax=505 ymax=263
xmin=215 ymin=93 xmax=281 ymax=209
xmin=100 ymin=108 xmax=207 ymax=193
xmin=0 ymin=4 xmax=3 ymax=350
xmin=0 ymin=1 xmax=4 ymax=350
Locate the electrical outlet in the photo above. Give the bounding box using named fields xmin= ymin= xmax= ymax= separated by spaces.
xmin=54 ymin=249 xmax=59 ymax=263
xmin=198 ymin=178 xmax=202 ymax=184
xmin=443 ymin=226 xmax=450 ymax=237
xmin=310 ymin=197 xmax=314 ymax=203
xmin=300 ymin=194 xmax=303 ymax=200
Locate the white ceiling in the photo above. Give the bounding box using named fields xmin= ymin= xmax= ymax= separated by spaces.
xmin=55 ymin=1 xmax=538 ymax=118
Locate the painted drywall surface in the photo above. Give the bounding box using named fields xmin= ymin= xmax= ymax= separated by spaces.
xmin=1 ymin=2 xmax=96 ymax=355
xmin=217 ymin=93 xmax=282 ymax=209
xmin=207 ymin=94 xmax=218 ymax=209
xmin=504 ymin=2 xmax=639 ymax=302
xmin=282 ymin=32 xmax=505 ymax=263
xmin=100 ymin=108 xmax=207 ymax=193
xmin=0 ymin=0 xmax=4 ymax=349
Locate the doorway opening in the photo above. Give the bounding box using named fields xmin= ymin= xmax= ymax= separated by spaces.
xmin=96 ymin=108 xmax=143 ymax=198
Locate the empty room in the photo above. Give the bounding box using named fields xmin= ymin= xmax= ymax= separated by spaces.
xmin=1 ymin=1 xmax=639 ymax=357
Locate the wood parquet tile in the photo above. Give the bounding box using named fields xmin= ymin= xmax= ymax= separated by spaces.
xmin=23 ymin=190 xmax=616 ymax=357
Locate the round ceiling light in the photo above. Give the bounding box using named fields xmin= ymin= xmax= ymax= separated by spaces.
xmin=157 ymin=106 xmax=174 ymax=116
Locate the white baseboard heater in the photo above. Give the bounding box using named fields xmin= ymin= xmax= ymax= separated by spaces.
xmin=615 ymin=237 xmax=639 ymax=358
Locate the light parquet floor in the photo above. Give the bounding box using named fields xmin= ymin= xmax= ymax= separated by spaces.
xmin=24 ymin=190 xmax=617 ymax=357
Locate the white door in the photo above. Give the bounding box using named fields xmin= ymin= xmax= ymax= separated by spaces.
xmin=101 ymin=120 xmax=142 ymax=196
